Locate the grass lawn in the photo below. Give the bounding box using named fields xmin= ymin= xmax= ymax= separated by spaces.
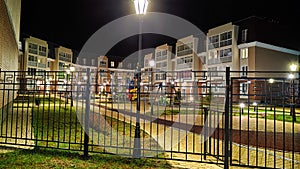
xmin=29 ymin=97 xmax=167 ymax=167
xmin=0 ymin=148 xmax=174 ymax=169
xmin=232 ymin=107 xmax=300 ymax=123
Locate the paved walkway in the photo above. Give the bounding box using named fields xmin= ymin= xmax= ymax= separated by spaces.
xmin=91 ymin=100 xmax=300 ymax=168
xmin=0 ymin=102 xmax=34 ymax=149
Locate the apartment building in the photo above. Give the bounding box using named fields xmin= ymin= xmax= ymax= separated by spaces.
xmin=20 ymin=36 xmax=51 ymax=91
xmin=97 ymin=55 xmax=109 ymax=93
xmin=154 ymin=44 xmax=173 ymax=85
xmin=141 ymin=53 xmax=154 ymax=91
xmin=204 ymin=16 xmax=300 ymax=102
xmin=0 ymin=0 xmax=21 ymax=108
xmin=51 ymin=46 xmax=73 ymax=91
xmin=174 ymin=35 xmax=201 ymax=101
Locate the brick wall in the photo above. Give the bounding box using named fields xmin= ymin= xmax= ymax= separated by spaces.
xmin=0 ymin=0 xmax=20 ymax=108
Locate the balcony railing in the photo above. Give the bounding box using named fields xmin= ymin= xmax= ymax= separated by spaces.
xmin=38 ymin=63 xmax=47 ymax=68
xmin=177 ymin=49 xmax=193 ymax=56
xmin=176 ymin=63 xmax=192 ymax=69
xmin=39 ymin=51 xmax=47 ymax=56
xmin=28 ymin=61 xmax=37 ymax=67
xmin=156 ymin=55 xmax=168 ymax=61
xmin=220 ymin=56 xmax=232 ymax=63
xmin=29 ymin=49 xmax=38 ymax=54
xmin=59 ymin=56 xmax=72 ymax=62
xmin=208 ymin=58 xmax=221 ymax=65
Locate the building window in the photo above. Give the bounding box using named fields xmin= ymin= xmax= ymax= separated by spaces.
xmin=59 ymin=52 xmax=72 ymax=62
xmin=177 ymin=43 xmax=193 ymax=56
xmin=220 ymin=31 xmax=232 ymax=47
xmin=111 ymin=61 xmax=115 ymax=67
xmin=156 ymin=50 xmax=168 ymax=61
xmin=176 ymin=56 xmax=193 ymax=69
xmin=241 ymin=65 xmax=248 ymax=77
xmin=83 ymin=58 xmax=86 ymax=65
xmin=28 ymin=43 xmax=38 ymax=54
xmin=156 ymin=61 xmax=167 ymax=69
xmin=100 ymin=61 xmax=106 ymax=66
xmin=240 ymin=82 xmax=248 ymax=94
xmin=208 ymin=35 xmax=219 ymax=49
xmin=38 ymin=46 xmax=47 ymax=56
xmin=28 ymin=55 xmax=37 ymax=62
xmin=242 ymin=29 xmax=248 ymax=42
xmin=28 ymin=68 xmax=36 ymax=76
xmin=219 ymin=48 xmax=232 ymax=58
xmin=91 ymin=59 xmax=95 ymax=66
xmin=47 ymin=61 xmax=50 ymax=68
xmin=240 ymin=48 xmax=248 ymax=59
xmin=219 ymin=48 xmax=232 ymax=63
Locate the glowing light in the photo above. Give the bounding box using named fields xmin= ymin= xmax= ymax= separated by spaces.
xmin=134 ymin=0 xmax=149 ymax=15
xmin=239 ymin=103 xmax=245 ymax=108
xmin=290 ymin=64 xmax=297 ymax=71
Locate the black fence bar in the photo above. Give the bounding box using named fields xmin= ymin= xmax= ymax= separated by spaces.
xmin=0 ymin=70 xmax=299 ymax=169
xmin=84 ymin=68 xmax=91 ymax=158
xmin=224 ymin=67 xmax=230 ymax=169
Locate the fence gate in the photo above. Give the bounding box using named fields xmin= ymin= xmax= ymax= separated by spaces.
xmin=229 ymin=71 xmax=300 ymax=169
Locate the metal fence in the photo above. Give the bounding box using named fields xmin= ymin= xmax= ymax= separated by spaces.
xmin=0 ymin=69 xmax=299 ymax=169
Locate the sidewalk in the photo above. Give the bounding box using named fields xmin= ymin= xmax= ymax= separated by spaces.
xmin=0 ymin=102 xmax=34 ymax=149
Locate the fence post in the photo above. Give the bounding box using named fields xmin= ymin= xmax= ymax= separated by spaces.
xmin=224 ymin=67 xmax=230 ymax=169
xmin=203 ymin=107 xmax=208 ymax=160
xmin=84 ymin=68 xmax=91 ymax=159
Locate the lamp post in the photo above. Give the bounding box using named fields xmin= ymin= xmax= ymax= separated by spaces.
xmin=252 ymin=102 xmax=258 ymax=112
xmin=268 ymin=78 xmax=274 ymax=111
xmin=133 ymin=0 xmax=149 ymax=158
xmin=239 ymin=103 xmax=245 ymax=114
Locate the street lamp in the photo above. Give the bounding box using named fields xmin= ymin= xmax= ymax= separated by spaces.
xmin=268 ymin=78 xmax=274 ymax=110
xmin=289 ymin=64 xmax=297 ymax=122
xmin=133 ymin=0 xmax=149 ymax=158
xmin=134 ymin=0 xmax=149 ymax=15
xmin=239 ymin=103 xmax=245 ymax=114
xmin=252 ymin=102 xmax=258 ymax=112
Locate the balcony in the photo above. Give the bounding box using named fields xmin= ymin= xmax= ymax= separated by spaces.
xmin=39 ymin=51 xmax=47 ymax=57
xmin=59 ymin=56 xmax=71 ymax=62
xmin=156 ymin=55 xmax=167 ymax=62
xmin=177 ymin=62 xmax=192 ymax=69
xmin=38 ymin=63 xmax=47 ymax=68
xmin=177 ymin=49 xmax=193 ymax=57
xmin=220 ymin=56 xmax=232 ymax=63
xmin=28 ymin=61 xmax=37 ymax=67
xmin=208 ymin=58 xmax=221 ymax=65
xmin=29 ymin=49 xmax=38 ymax=55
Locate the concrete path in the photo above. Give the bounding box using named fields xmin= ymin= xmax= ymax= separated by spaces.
xmin=0 ymin=102 xmax=34 ymax=149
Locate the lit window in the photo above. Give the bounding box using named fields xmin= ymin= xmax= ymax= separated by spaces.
xmin=240 ymin=82 xmax=248 ymax=94
xmin=111 ymin=61 xmax=115 ymax=67
xmin=240 ymin=48 xmax=248 ymax=59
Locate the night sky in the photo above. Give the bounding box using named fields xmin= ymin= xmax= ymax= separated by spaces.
xmin=20 ymin=0 xmax=300 ymax=58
